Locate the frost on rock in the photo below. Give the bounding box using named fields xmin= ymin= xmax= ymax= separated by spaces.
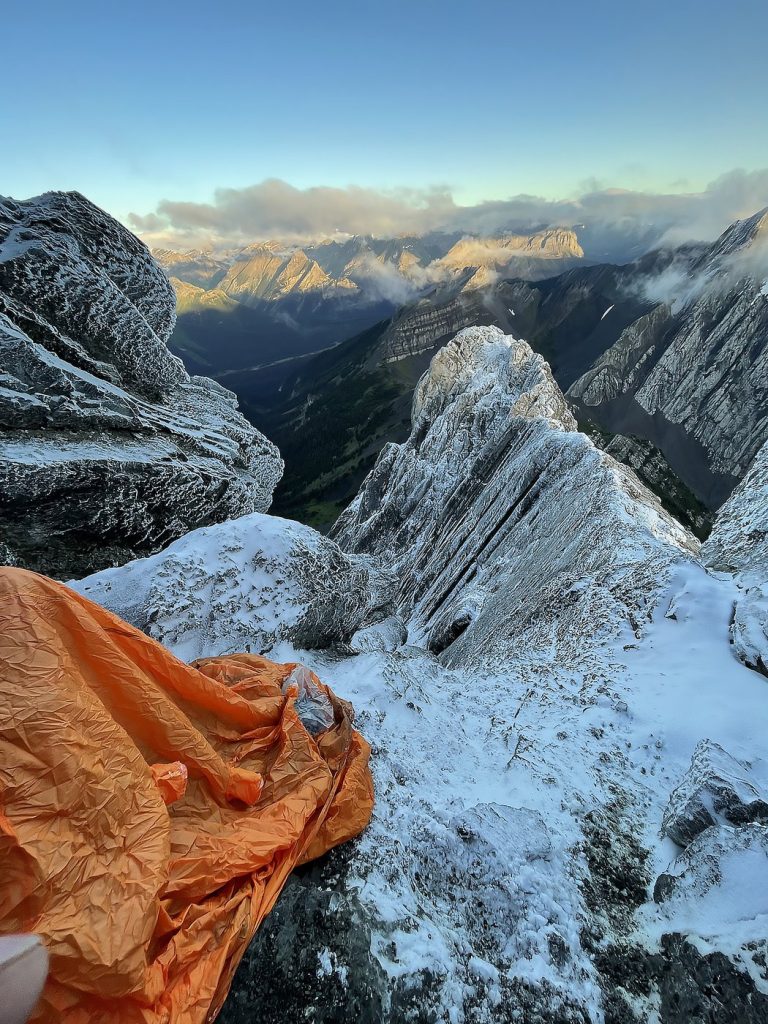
xmin=702 ymin=440 xmax=768 ymax=676
xmin=71 ymin=512 xmax=393 ymax=659
xmin=661 ymin=740 xmax=768 ymax=847
xmin=333 ymin=326 xmax=698 ymax=669
xmin=0 ymin=192 xmax=283 ymax=577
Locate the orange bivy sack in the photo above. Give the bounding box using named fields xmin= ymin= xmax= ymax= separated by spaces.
xmin=0 ymin=568 xmax=374 ymax=1022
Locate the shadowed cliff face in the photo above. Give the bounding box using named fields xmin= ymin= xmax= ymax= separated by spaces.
xmin=0 ymin=191 xmax=283 ymax=578
xmin=568 ymin=209 xmax=768 ymax=508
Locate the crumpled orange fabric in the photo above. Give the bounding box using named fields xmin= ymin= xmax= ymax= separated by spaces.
xmin=0 ymin=568 xmax=374 ymax=1023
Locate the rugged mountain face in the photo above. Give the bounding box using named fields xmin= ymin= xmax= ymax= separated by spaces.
xmin=568 ymin=209 xmax=768 ymax=507
xmin=702 ymin=439 xmax=768 ymax=674
xmin=0 ymin=191 xmax=282 ymax=577
xmin=438 ymin=227 xmax=584 ymax=274
xmin=217 ymin=244 xmax=358 ymax=304
xmin=600 ymin=434 xmax=712 ymax=538
xmin=159 ymin=227 xmax=586 ymax=386
xmin=333 ymin=327 xmax=697 ymax=666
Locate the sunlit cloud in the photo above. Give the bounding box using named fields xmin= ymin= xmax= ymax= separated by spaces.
xmin=129 ymin=169 xmax=768 ymax=260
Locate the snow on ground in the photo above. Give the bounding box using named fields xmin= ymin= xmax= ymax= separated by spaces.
xmin=259 ymin=560 xmax=768 ymax=1020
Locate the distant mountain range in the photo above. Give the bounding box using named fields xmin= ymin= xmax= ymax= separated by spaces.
xmin=156 ymin=228 xmax=586 ymax=377
xmin=157 ymin=226 xmax=584 ymax=303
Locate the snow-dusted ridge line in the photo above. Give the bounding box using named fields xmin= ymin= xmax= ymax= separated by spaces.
xmin=333 ymin=325 xmax=697 ymax=669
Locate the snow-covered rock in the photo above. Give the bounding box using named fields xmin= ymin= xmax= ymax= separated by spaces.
xmin=349 ymin=615 xmax=408 ymax=654
xmin=224 ymin=559 xmax=768 ymax=1024
xmin=0 ymin=192 xmax=282 ymax=577
xmin=653 ymin=823 xmax=768 ymax=948
xmin=661 ymin=740 xmax=768 ymax=847
xmin=702 ymin=439 xmax=768 ymax=675
xmin=71 ymin=512 xmax=393 ymax=660
xmin=333 ymin=326 xmax=698 ymax=668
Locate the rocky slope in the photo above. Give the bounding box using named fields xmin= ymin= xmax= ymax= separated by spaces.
xmin=568 ymin=209 xmax=768 ymax=507
xmin=600 ymin=434 xmax=712 ymax=538
xmin=0 ymin=191 xmax=282 ymax=577
xmin=76 ymin=322 xmax=768 ymax=1023
xmin=702 ymin=439 xmax=768 ymax=674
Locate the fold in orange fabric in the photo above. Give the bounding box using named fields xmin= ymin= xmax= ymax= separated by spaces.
xmin=0 ymin=568 xmax=374 ymax=1023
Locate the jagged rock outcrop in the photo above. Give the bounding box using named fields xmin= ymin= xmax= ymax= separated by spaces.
xmin=702 ymin=439 xmax=768 ymax=674
xmin=71 ymin=512 xmax=393 ymax=659
xmin=218 ymin=244 xmax=358 ymax=305
xmin=0 ymin=191 xmax=282 ymax=577
xmin=660 ymin=740 xmax=768 ymax=847
xmin=378 ymin=275 xmax=490 ymax=362
xmin=568 ymin=209 xmax=768 ymax=507
xmin=333 ymin=326 xmax=698 ymax=667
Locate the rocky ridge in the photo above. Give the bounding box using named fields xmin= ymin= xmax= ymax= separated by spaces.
xmin=333 ymin=326 xmax=697 ymax=668
xmin=0 ymin=191 xmax=282 ymax=577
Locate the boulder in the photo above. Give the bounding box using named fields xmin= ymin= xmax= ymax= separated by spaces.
xmin=0 ymin=192 xmax=282 ymax=577
xmin=71 ymin=512 xmax=394 ymax=660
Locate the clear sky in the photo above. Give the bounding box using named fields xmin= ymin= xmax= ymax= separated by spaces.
xmin=3 ymin=0 xmax=768 ymax=228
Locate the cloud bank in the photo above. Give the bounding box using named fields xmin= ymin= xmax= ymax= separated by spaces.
xmin=130 ymin=169 xmax=768 ymax=261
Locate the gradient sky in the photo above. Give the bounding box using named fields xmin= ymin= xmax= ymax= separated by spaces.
xmin=3 ymin=0 xmax=768 ymax=226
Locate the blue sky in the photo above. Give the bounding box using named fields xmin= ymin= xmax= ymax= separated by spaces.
xmin=3 ymin=0 xmax=768 ymax=237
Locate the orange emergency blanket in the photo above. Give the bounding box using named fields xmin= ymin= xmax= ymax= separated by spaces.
xmin=0 ymin=568 xmax=374 ymax=1023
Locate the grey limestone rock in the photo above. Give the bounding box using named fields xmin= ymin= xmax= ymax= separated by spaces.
xmin=0 ymin=192 xmax=283 ymax=576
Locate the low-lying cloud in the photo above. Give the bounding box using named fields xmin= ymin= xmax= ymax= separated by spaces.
xmin=633 ymin=212 xmax=768 ymax=312
xmin=131 ymin=180 xmax=456 ymax=249
xmin=130 ymin=169 xmax=768 ymax=262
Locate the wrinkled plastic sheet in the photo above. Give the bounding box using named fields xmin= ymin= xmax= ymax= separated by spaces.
xmin=0 ymin=568 xmax=374 ymax=1023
